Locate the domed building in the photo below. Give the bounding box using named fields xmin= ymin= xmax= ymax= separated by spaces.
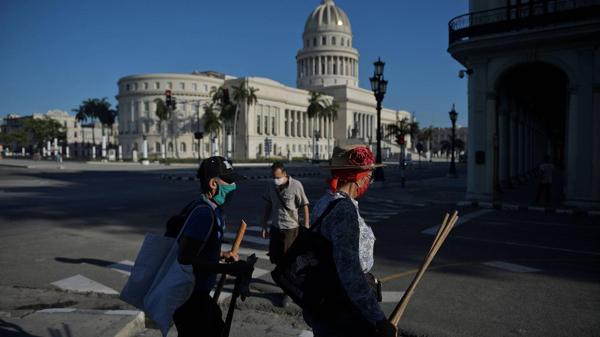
xmin=116 ymin=0 xmax=410 ymax=161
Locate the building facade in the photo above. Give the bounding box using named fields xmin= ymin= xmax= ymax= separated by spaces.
xmin=116 ymin=0 xmax=410 ymax=160
xmin=1 ymin=110 xmax=118 ymax=157
xmin=448 ymin=0 xmax=600 ymax=206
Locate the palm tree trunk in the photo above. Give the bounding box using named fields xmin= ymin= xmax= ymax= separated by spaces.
xmin=233 ymin=106 xmax=239 ymax=160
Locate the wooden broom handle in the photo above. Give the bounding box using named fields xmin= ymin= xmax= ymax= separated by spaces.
xmin=389 ymin=211 xmax=459 ymax=326
xmin=231 ymin=220 xmax=247 ymax=254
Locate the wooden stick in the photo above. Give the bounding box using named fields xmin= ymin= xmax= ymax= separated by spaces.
xmin=213 ymin=220 xmax=248 ymax=301
xmin=389 ymin=211 xmax=459 ymax=326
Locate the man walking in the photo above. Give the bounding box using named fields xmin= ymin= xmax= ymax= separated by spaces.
xmin=261 ymin=162 xmax=310 ymax=305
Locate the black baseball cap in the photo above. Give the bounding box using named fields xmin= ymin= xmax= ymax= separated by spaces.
xmin=197 ymin=156 xmax=243 ymax=183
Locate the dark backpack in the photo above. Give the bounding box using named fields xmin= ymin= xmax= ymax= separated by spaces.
xmin=164 ymin=199 xmax=205 ymax=238
xmin=271 ymin=198 xmax=346 ymax=311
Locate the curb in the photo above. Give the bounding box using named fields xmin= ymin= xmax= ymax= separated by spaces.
xmin=38 ymin=308 xmax=145 ymax=337
xmin=0 ymin=163 xmax=32 ymax=168
xmin=160 ymin=172 xmax=321 ymax=181
xmin=457 ymin=200 xmax=600 ymax=216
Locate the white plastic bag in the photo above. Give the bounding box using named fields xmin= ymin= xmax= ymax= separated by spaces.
xmin=119 ymin=233 xmax=175 ymax=309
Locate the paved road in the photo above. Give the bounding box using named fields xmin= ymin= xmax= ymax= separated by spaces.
xmin=0 ymin=162 xmax=598 ymax=337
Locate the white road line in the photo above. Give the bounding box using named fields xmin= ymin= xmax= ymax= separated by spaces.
xmin=422 ymin=209 xmax=493 ymax=235
xmin=452 ymin=235 xmax=600 ymax=256
xmin=482 ymin=261 xmax=541 ymax=273
xmin=51 ymin=274 xmax=118 ymax=295
xmin=299 ymin=330 xmax=314 ymax=337
xmin=108 ymin=260 xmax=134 ymax=276
xmin=246 ymin=226 xmax=263 ymax=233
xmin=224 ymin=232 xmax=269 ymax=246
xmin=382 ymin=291 xmax=405 ymax=303
xmin=360 ymin=210 xmax=400 ymax=216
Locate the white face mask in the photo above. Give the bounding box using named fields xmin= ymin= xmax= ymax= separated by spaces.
xmin=274 ymin=177 xmax=286 ymax=186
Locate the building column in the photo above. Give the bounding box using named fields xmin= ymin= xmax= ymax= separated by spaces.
xmin=509 ymin=111 xmax=518 ymax=182
xmin=466 ymin=61 xmax=495 ymax=201
xmin=498 ymin=107 xmax=509 ymax=185
xmin=565 ymin=49 xmax=600 ymax=207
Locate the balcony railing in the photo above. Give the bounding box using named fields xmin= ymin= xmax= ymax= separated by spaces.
xmin=449 ymin=0 xmax=600 ymax=44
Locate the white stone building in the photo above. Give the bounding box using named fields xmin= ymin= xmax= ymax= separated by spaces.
xmin=116 ymin=0 xmax=410 ymax=161
xmin=448 ymin=0 xmax=600 ymax=207
xmin=1 ymin=110 xmax=118 ymax=158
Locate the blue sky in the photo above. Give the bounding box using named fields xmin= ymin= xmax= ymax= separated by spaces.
xmin=0 ymin=0 xmax=468 ymax=127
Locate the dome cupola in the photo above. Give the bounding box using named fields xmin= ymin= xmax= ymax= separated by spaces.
xmin=304 ymin=0 xmax=352 ymax=35
xmin=297 ymin=0 xmax=359 ymax=90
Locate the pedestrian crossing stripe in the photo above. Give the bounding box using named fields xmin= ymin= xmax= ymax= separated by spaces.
xmin=51 ymin=274 xmax=119 ymax=295
xmin=482 ymin=261 xmax=541 ymax=273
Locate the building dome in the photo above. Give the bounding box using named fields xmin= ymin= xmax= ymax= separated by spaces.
xmin=304 ymin=0 xmax=352 ymax=35
xmin=297 ymin=0 xmax=359 ymax=90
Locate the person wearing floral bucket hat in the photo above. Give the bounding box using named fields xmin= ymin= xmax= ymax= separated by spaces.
xmin=301 ymin=144 xmax=396 ymax=337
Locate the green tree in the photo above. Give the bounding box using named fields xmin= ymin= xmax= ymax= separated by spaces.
xmin=386 ymin=117 xmax=419 ymax=147
xmin=203 ymin=103 xmax=222 ymax=156
xmin=72 ymin=97 xmax=116 ymax=144
xmin=23 ymin=117 xmax=66 ymax=151
xmin=231 ymin=82 xmax=258 ymax=158
xmin=154 ymin=98 xmax=171 ymax=157
xmin=419 ymin=126 xmax=434 ymax=155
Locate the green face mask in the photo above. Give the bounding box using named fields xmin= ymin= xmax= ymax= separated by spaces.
xmin=213 ymin=182 xmax=237 ymax=206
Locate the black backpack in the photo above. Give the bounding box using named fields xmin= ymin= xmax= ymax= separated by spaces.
xmin=271 ymin=198 xmax=346 ymax=311
xmin=164 ymin=199 xmax=205 ymax=238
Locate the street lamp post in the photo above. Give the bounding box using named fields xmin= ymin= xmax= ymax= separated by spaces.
xmin=370 ymin=57 xmax=388 ymax=181
xmin=448 ymin=104 xmax=458 ymax=177
xmin=313 ymin=130 xmax=321 ymax=161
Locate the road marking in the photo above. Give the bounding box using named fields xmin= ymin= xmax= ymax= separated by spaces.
xmin=482 ymin=261 xmax=541 ymax=273
xmin=299 ymin=330 xmax=314 ymax=337
xmin=51 ymin=274 xmax=118 ymax=295
xmin=452 ymin=235 xmax=600 ymax=256
xmin=360 ymin=210 xmax=401 ymax=216
xmin=382 ymin=291 xmax=405 ymax=303
xmin=224 ymin=232 xmax=269 ymax=246
xmin=246 ymin=226 xmax=263 ymax=233
xmin=422 ymin=209 xmax=492 ymax=235
xmin=108 ymin=260 xmax=134 ymax=276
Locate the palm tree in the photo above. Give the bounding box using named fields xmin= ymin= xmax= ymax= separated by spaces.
xmin=386 ymin=117 xmax=419 ymax=147
xmin=203 ymin=103 xmax=222 ymax=156
xmin=419 ymin=126 xmax=434 ymax=158
xmin=231 ymin=82 xmax=258 ymax=159
xmin=307 ymin=91 xmax=326 ymax=159
xmin=95 ymin=98 xmax=118 ymax=139
xmin=154 ymin=98 xmax=171 ymax=158
xmin=73 ymin=98 xmax=99 ymax=145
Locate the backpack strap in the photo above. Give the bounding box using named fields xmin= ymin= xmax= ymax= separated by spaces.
xmin=311 ymin=198 xmax=347 ymax=231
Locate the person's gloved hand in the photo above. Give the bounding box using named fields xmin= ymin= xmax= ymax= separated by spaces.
xmin=375 ymin=320 xmax=397 ymax=337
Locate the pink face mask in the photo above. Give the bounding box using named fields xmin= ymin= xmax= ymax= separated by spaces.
xmin=354 ymin=175 xmax=371 ymax=199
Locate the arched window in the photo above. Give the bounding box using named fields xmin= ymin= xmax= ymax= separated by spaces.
xmin=180 ymin=143 xmax=186 ymax=153
xmin=133 ymin=143 xmax=138 ymax=151
xmin=313 ymin=38 xmax=317 ymax=46
xmin=322 ymin=36 xmax=327 ymax=45
xmin=155 ymin=142 xmax=161 ymax=153
xmin=168 ymin=142 xmax=174 ymax=153
xmin=332 ymin=37 xmax=336 ymax=45
xmin=341 ymin=37 xmax=345 ymax=46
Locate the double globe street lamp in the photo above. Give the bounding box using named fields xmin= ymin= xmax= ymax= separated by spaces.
xmin=370 ymin=57 xmax=388 ymax=182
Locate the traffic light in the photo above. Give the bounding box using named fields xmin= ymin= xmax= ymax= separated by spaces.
xmin=165 ymin=90 xmax=172 ymax=108
xmin=396 ymin=134 xmax=405 ymax=146
xmin=194 ymin=132 xmax=204 ymax=140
